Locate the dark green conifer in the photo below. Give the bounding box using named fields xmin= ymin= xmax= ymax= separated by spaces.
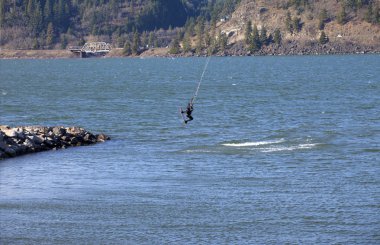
xmin=364 ymin=3 xmax=373 ymax=23
xmin=319 ymin=31 xmax=329 ymax=44
xmin=27 ymin=0 xmax=34 ymax=16
xmin=132 ymin=31 xmax=140 ymax=55
xmin=60 ymin=34 xmax=68 ymax=49
xmin=0 ymin=0 xmax=5 ymax=27
xmin=218 ymin=31 xmax=228 ymax=53
xmin=259 ymin=26 xmax=268 ymax=46
xmin=123 ymin=41 xmax=132 ymax=56
xmin=46 ymin=22 xmax=54 ymax=48
xmin=44 ymin=0 xmax=52 ymax=23
xmin=318 ymin=9 xmax=328 ymax=30
xmin=169 ymin=36 xmax=180 ymax=54
xmin=293 ymin=16 xmax=302 ymax=33
xmin=182 ymin=32 xmax=192 ymax=53
xmin=244 ymin=20 xmax=252 ymax=45
xmin=285 ymin=11 xmax=293 ymax=34
xmin=337 ymin=5 xmax=347 ymax=25
xmin=273 ymin=29 xmax=282 ymax=45
xmin=148 ymin=32 xmax=155 ymax=48
xmin=249 ymin=24 xmax=261 ymax=52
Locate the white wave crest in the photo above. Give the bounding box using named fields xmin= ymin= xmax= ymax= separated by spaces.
xmin=222 ymin=139 xmax=285 ymax=147
xmin=260 ymin=143 xmax=318 ymax=153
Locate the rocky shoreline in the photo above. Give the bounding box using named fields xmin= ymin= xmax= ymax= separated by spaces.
xmin=1 ymin=40 xmax=380 ymax=59
xmin=0 ymin=125 xmax=110 ymax=160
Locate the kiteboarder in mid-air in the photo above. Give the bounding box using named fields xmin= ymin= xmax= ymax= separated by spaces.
xmin=181 ymin=98 xmax=194 ymax=124
xmin=179 ymin=56 xmax=211 ymax=125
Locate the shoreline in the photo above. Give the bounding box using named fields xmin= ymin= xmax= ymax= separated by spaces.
xmin=1 ymin=44 xmax=379 ymax=60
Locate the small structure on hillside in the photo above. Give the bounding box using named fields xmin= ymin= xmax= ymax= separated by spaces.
xmin=68 ymin=42 xmax=111 ymax=58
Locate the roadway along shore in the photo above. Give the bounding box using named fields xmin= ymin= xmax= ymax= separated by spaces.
xmin=1 ymin=42 xmax=380 ymax=59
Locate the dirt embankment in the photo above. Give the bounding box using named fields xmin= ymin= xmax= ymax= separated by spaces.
xmin=0 ymin=49 xmax=78 ymax=59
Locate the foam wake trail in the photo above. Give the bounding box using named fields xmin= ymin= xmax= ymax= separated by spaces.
xmin=260 ymin=143 xmax=319 ymax=153
xmin=222 ymin=139 xmax=285 ymax=147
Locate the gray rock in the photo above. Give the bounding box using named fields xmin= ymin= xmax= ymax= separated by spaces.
xmin=52 ymin=127 xmax=66 ymax=136
xmin=23 ymin=138 xmax=35 ymax=148
xmin=96 ymin=133 xmax=110 ymax=142
xmin=0 ymin=125 xmax=10 ymax=131
xmin=0 ymin=125 xmax=109 ymax=159
xmin=4 ymin=146 xmax=17 ymax=157
xmin=70 ymin=137 xmax=79 ymax=145
xmin=27 ymin=135 xmax=44 ymax=145
xmin=0 ymin=140 xmax=8 ymax=151
xmin=66 ymin=127 xmax=84 ymax=135
xmin=0 ymin=149 xmax=7 ymax=159
xmin=84 ymin=133 xmax=96 ymax=143
xmin=16 ymin=131 xmax=26 ymax=141
xmin=2 ymin=128 xmax=18 ymax=137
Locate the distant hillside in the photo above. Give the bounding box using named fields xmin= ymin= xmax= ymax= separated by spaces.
xmin=217 ymin=0 xmax=380 ymax=55
xmin=0 ymin=0 xmax=379 ymax=56
xmin=0 ymin=0 xmax=240 ymax=49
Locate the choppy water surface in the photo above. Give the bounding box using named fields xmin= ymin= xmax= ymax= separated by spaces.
xmin=1 ymin=56 xmax=379 ymax=244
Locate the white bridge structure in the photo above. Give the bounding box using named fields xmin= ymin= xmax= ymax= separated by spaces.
xmin=69 ymin=42 xmax=111 ymax=57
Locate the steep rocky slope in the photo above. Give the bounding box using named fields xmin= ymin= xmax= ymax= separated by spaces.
xmin=217 ymin=0 xmax=380 ymax=54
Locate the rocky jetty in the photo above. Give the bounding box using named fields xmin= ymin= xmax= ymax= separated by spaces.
xmin=0 ymin=125 xmax=110 ymax=160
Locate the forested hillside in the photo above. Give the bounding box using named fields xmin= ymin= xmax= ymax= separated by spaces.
xmin=0 ymin=0 xmax=240 ymax=50
xmin=0 ymin=0 xmax=379 ymax=56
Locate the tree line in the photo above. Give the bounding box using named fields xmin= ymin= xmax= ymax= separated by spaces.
xmin=0 ymin=0 xmax=378 ymax=53
xmin=0 ymin=0 xmax=241 ymax=50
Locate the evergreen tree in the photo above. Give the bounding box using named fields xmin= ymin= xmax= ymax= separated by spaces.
xmin=319 ymin=31 xmax=329 ymax=44
xmin=184 ymin=17 xmax=195 ymax=36
xmin=259 ymin=26 xmax=268 ymax=46
xmin=169 ymin=36 xmax=180 ymax=54
xmin=79 ymin=37 xmax=86 ymax=46
xmin=218 ymin=31 xmax=228 ymax=53
xmin=205 ymin=31 xmax=211 ymax=47
xmin=44 ymin=0 xmax=52 ymax=23
xmin=207 ymin=36 xmax=217 ymax=55
xmin=375 ymin=6 xmax=380 ymax=24
xmin=285 ymin=11 xmax=293 ymax=34
xmin=0 ymin=0 xmax=4 ymax=27
xmin=27 ymin=0 xmax=35 ymax=17
xmin=318 ymin=9 xmax=328 ymax=30
xmin=148 ymin=32 xmax=155 ymax=48
xmin=364 ymin=3 xmax=380 ymax=24
xmin=337 ymin=5 xmax=347 ymax=25
xmin=182 ymin=32 xmax=192 ymax=53
xmin=132 ymin=31 xmax=140 ymax=55
xmin=141 ymin=31 xmax=148 ymax=48
xmin=123 ymin=41 xmax=132 ymax=55
xmin=273 ymin=29 xmax=282 ymax=45
xmin=32 ymin=37 xmax=39 ymax=49
xmin=195 ymin=17 xmax=205 ymax=55
xmin=249 ymin=24 xmax=261 ymax=52
xmin=364 ymin=3 xmax=373 ymax=23
xmin=46 ymin=22 xmax=54 ymax=48
xmin=60 ymin=34 xmax=68 ymax=49
xmin=116 ymin=36 xmax=124 ymax=49
xmin=244 ymin=20 xmax=252 ymax=45
xmin=293 ymin=16 xmax=302 ymax=33
xmin=31 ymin=1 xmax=43 ymax=34
xmin=110 ymin=0 xmax=119 ymax=14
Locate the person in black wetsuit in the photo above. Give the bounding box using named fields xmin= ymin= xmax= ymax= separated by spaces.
xmin=181 ymin=98 xmax=194 ymax=124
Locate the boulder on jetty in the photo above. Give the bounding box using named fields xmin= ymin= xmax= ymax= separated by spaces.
xmin=0 ymin=125 xmax=110 ymax=160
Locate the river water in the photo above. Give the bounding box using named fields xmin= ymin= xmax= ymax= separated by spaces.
xmin=0 ymin=55 xmax=379 ymax=244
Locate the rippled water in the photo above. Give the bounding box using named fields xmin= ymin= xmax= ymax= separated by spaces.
xmin=1 ymin=55 xmax=379 ymax=244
